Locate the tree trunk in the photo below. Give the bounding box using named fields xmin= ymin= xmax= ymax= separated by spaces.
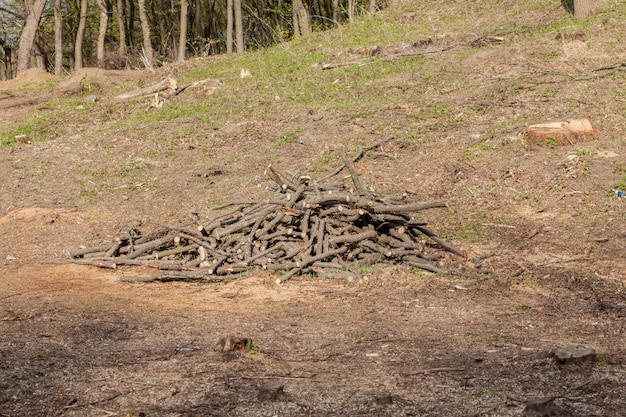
xmin=234 ymin=0 xmax=243 ymax=53
xmin=75 ymin=0 xmax=88 ymax=70
xmin=138 ymin=0 xmax=155 ymax=67
xmin=348 ymin=0 xmax=354 ymax=22
xmin=178 ymin=0 xmax=188 ymax=61
xmin=96 ymin=0 xmax=108 ymax=68
xmin=293 ymin=0 xmax=310 ymax=36
xmin=54 ymin=0 xmax=63 ymax=75
xmin=16 ymin=0 xmax=48 ymax=74
xmin=226 ymin=0 xmax=233 ymax=53
xmin=332 ymin=0 xmax=339 ymax=26
xmin=573 ymin=0 xmax=594 ymax=18
xmin=0 ymin=40 xmax=12 ymax=79
xmin=116 ymin=0 xmax=128 ymax=55
xmin=292 ymin=3 xmax=300 ymax=37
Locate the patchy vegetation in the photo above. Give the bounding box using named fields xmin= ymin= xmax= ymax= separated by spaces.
xmin=1 ymin=1 xmax=625 ymax=416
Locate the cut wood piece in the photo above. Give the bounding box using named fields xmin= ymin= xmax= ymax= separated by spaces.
xmin=526 ymin=118 xmax=595 ymax=147
xmin=552 ymin=345 xmax=597 ymax=364
xmin=114 ymin=76 xmax=178 ymax=100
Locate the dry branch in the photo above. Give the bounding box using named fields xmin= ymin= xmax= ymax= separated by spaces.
xmin=114 ymin=77 xmax=178 ymax=100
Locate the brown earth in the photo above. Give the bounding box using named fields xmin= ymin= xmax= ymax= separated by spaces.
xmin=1 ymin=1 xmax=626 ymax=416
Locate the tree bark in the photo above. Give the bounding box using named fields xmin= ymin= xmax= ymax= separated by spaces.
xmin=234 ymin=0 xmax=243 ymax=53
xmin=573 ymin=0 xmax=594 ymax=18
xmin=332 ymin=0 xmax=339 ymax=26
xmin=116 ymin=0 xmax=128 ymax=55
xmin=16 ymin=0 xmax=48 ymax=74
xmin=293 ymin=0 xmax=310 ymax=36
xmin=53 ymin=0 xmax=63 ymax=75
xmin=138 ymin=0 xmax=155 ymax=67
xmin=226 ymin=0 xmax=233 ymax=53
xmin=75 ymin=0 xmax=88 ymax=70
xmin=348 ymin=0 xmax=354 ymax=22
xmin=96 ymin=0 xmax=108 ymax=68
xmin=178 ymin=0 xmax=188 ymax=61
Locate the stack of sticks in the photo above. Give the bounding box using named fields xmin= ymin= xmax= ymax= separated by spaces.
xmin=69 ymin=147 xmax=464 ymax=283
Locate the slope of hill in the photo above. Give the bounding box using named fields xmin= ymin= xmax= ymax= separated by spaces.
xmin=0 ymin=1 xmax=624 ymax=415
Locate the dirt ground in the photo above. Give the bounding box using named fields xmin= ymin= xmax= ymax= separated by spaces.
xmin=2 ymin=2 xmax=626 ymax=416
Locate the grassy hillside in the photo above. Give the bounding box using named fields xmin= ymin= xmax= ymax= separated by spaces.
xmin=1 ymin=0 xmax=625 ymax=276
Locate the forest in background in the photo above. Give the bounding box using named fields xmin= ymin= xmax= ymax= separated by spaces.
xmin=0 ymin=0 xmax=596 ymax=80
xmin=0 ymin=0 xmax=389 ymax=79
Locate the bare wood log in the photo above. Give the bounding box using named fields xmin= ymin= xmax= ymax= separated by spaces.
xmin=135 ymin=243 xmax=199 ymax=260
xmin=246 ymin=242 xmax=284 ymax=265
xmin=115 ymin=77 xmax=178 ymax=100
xmin=357 ymin=252 xmax=384 ymax=265
xmin=338 ymin=150 xmax=364 ymax=196
xmin=104 ymin=241 xmax=122 ymax=258
xmin=314 ymin=219 xmax=325 ymax=256
xmin=411 ymin=225 xmax=465 ymax=256
xmin=70 ymin=243 xmax=113 ymax=258
xmin=358 ymin=239 xmax=392 ymax=257
xmin=286 ymin=183 xmax=306 ymax=208
xmin=367 ymin=200 xmax=447 ymax=213
xmin=277 ymin=246 xmax=349 ymax=283
xmin=123 ymin=233 xmax=176 ymax=259
xmin=265 ymin=165 xmax=297 ymax=191
xmin=255 ymin=212 xmax=285 ymax=239
xmin=329 ymin=229 xmax=377 ymax=245
xmin=299 ymin=209 xmax=312 ymax=238
xmin=68 ymin=259 xmax=118 ymax=268
xmin=304 ymin=192 xmax=352 ymax=207
xmin=178 ymin=233 xmax=228 ymax=256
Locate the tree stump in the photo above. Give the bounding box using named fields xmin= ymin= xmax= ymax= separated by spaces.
xmin=525 ymin=119 xmax=595 ymax=148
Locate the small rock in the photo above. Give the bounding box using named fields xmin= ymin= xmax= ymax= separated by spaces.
xmin=522 ymin=396 xmax=558 ymax=416
xmin=374 ymin=391 xmax=393 ymax=405
xmin=258 ymin=381 xmax=283 ymax=401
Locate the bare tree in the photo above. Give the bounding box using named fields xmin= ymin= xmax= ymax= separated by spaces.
xmin=74 ymin=0 xmax=87 ymax=69
xmin=116 ymin=0 xmax=128 ymax=55
xmin=16 ymin=0 xmax=48 ymax=74
xmin=234 ymin=0 xmax=243 ymax=53
xmin=573 ymin=0 xmax=594 ymax=18
xmin=53 ymin=0 xmax=62 ymax=75
xmin=178 ymin=0 xmax=188 ymax=61
xmin=96 ymin=0 xmax=109 ymax=67
xmin=226 ymin=0 xmax=233 ymax=53
xmin=293 ymin=0 xmax=310 ymax=36
xmin=138 ymin=0 xmax=154 ymax=67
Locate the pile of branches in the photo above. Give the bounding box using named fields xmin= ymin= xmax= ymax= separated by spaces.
xmin=69 ymin=146 xmax=464 ymax=283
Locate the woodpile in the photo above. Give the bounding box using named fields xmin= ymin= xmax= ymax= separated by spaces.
xmin=69 ymin=145 xmax=464 ymax=283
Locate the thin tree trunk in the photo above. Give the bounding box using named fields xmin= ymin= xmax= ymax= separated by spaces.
xmin=292 ymin=3 xmax=300 ymax=37
xmin=234 ymin=0 xmax=243 ymax=53
xmin=16 ymin=0 xmax=48 ymax=74
xmin=226 ymin=0 xmax=233 ymax=53
xmin=178 ymin=0 xmax=188 ymax=61
xmin=116 ymin=0 xmax=128 ymax=55
xmin=573 ymin=0 xmax=594 ymax=18
xmin=348 ymin=0 xmax=354 ymax=22
xmin=74 ymin=0 xmax=88 ymax=70
xmin=138 ymin=0 xmax=154 ymax=67
xmin=96 ymin=0 xmax=108 ymax=68
xmin=332 ymin=0 xmax=339 ymax=26
xmin=0 ymin=40 xmax=11 ymax=79
xmin=54 ymin=0 xmax=63 ymax=75
xmin=294 ymin=0 xmax=310 ymax=35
